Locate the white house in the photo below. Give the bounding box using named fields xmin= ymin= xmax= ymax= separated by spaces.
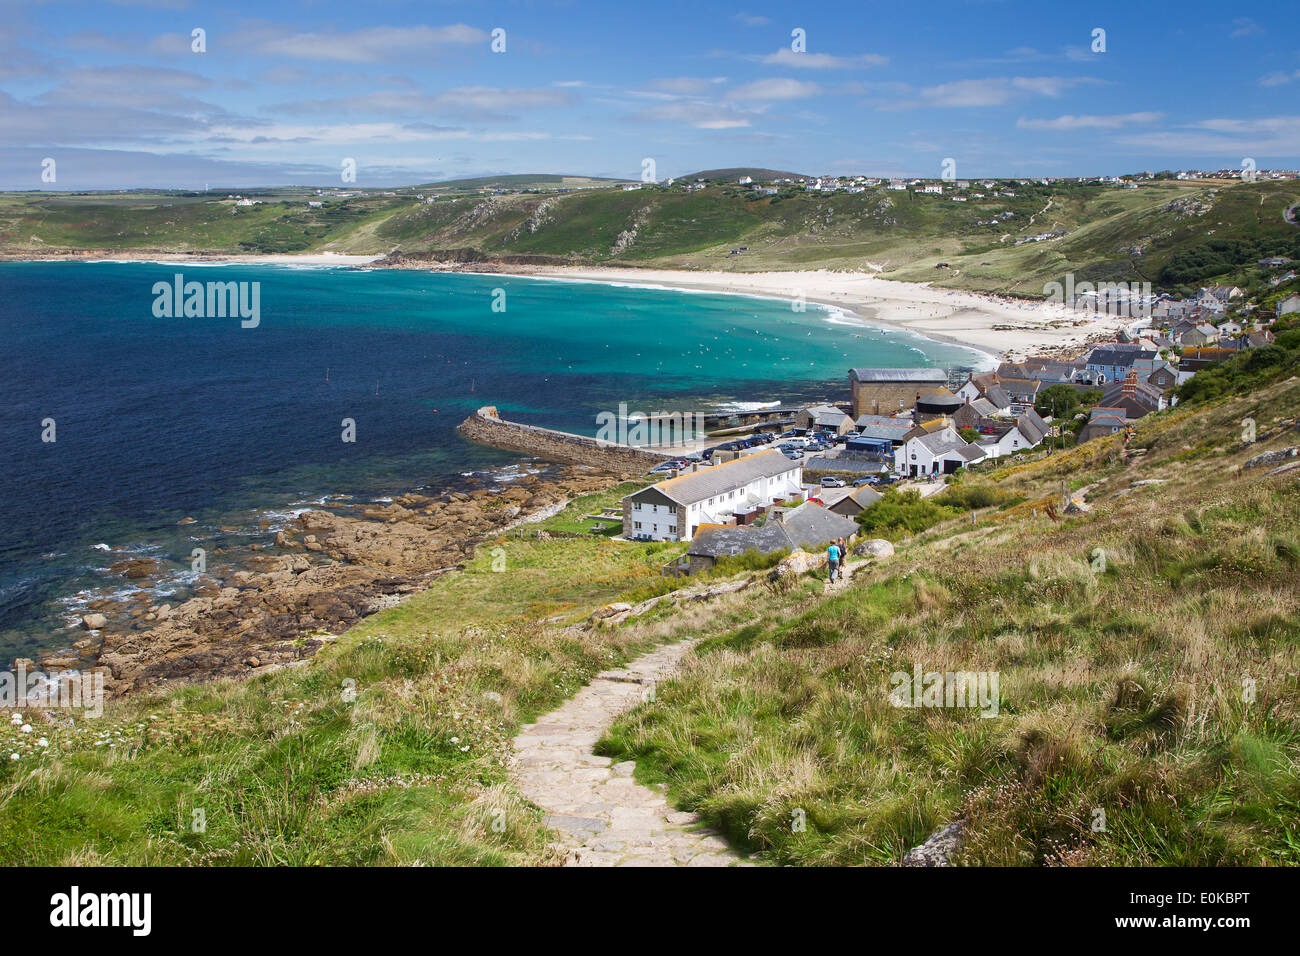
xmin=895 ymin=427 xmax=986 ymax=477
xmin=976 ymin=411 xmax=1049 ymax=459
xmin=621 ymin=449 xmax=802 ymax=542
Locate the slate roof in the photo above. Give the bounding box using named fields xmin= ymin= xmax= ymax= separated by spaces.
xmin=1015 ymin=409 xmax=1049 ymax=445
xmin=913 ymin=429 xmax=985 ymax=461
xmin=1086 ymin=346 xmax=1157 ymax=368
xmin=831 ymin=486 xmax=883 ymax=514
xmin=778 ymin=503 xmax=862 ymax=550
xmin=854 ymin=414 xmax=914 ymax=442
xmin=982 ymin=384 xmax=1014 ymax=409
xmin=850 ymin=368 xmax=946 ymax=384
xmin=686 ymin=503 xmax=859 ymax=558
xmin=685 ymin=522 xmax=794 ymax=559
xmin=632 ymin=449 xmax=795 ymax=506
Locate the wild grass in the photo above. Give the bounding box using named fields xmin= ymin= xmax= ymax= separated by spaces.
xmin=598 ymin=376 xmax=1300 ymax=865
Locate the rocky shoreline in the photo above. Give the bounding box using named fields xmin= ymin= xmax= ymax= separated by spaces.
xmin=38 ymin=464 xmax=618 ymax=699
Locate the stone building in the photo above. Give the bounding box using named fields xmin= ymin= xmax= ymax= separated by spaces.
xmin=849 ymin=368 xmax=947 ymax=419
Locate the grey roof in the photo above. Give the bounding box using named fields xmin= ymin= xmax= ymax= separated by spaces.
xmin=1016 ymin=409 xmax=1049 ymax=445
xmin=686 ymin=522 xmax=795 ymax=559
xmin=1088 ymin=406 xmax=1128 ymax=423
xmin=630 ymin=449 xmax=795 ymax=507
xmin=807 ymin=406 xmax=852 ymax=427
xmin=1087 ymin=346 xmax=1157 ymax=368
xmin=968 ymin=397 xmax=1000 ymax=417
xmin=914 ymin=429 xmax=985 ymax=461
xmin=778 ymin=503 xmax=862 ymax=550
xmin=837 ymin=486 xmax=883 ymax=511
xmin=983 ymin=384 xmax=1013 ymax=409
xmin=686 ymin=503 xmax=858 ymax=558
xmin=850 ymin=367 xmax=946 ymax=383
xmin=854 ymin=414 xmax=914 ymax=442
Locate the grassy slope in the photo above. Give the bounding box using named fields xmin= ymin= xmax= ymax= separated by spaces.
xmin=7 ymin=178 xmax=1299 ymax=295
xmin=598 ymin=374 xmax=1300 ymax=865
xmin=3 ymin=373 xmax=1297 ymax=865
xmin=0 ymin=487 xmax=686 ymax=865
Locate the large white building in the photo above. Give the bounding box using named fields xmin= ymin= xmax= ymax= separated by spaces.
xmin=621 ymin=450 xmax=803 ymax=542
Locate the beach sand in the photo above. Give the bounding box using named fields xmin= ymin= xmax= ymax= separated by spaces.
xmin=483 ymin=265 xmax=1135 ymax=361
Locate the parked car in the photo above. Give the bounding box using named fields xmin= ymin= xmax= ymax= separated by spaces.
xmin=649 ymin=462 xmax=677 ymax=475
xmin=782 ymin=449 xmax=804 ymax=460
xmin=820 ymin=476 xmax=846 ymax=488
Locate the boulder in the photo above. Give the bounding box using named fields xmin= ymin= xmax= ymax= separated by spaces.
xmin=852 ymin=539 xmax=895 ymax=559
xmin=1244 ymin=446 xmax=1298 ymax=470
xmin=81 ymin=613 xmax=108 ymax=630
xmin=769 ymin=550 xmax=822 ymax=577
xmin=901 ymin=822 xmax=963 ymax=867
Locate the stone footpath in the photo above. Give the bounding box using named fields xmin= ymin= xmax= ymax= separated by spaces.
xmin=512 ymin=640 xmax=750 ymax=867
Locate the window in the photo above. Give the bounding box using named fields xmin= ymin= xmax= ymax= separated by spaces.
xmin=634 ymin=521 xmax=642 ymax=530
xmin=633 ymin=501 xmax=642 ymax=511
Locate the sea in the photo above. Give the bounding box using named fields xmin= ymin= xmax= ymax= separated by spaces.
xmin=0 ymin=261 xmax=985 ymax=660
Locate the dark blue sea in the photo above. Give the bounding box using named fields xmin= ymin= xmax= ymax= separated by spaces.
xmin=0 ymin=261 xmax=981 ymax=659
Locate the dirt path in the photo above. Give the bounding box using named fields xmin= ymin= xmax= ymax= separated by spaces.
xmin=512 ymin=640 xmax=750 ymax=867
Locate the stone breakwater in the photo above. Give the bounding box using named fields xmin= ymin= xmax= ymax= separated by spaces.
xmin=44 ymin=466 xmax=618 ymax=698
xmin=458 ymin=406 xmax=672 ymax=477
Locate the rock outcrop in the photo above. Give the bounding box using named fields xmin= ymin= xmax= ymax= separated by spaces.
xmin=83 ymin=466 xmax=617 ymax=697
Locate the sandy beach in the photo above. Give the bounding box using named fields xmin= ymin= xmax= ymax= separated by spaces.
xmin=466 ymin=265 xmax=1136 ymax=361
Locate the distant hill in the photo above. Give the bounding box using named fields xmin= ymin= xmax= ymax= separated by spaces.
xmin=409 ymin=174 xmax=625 ymax=191
xmin=3 ymin=175 xmax=1298 ymax=297
xmin=681 ymin=167 xmax=810 ymax=182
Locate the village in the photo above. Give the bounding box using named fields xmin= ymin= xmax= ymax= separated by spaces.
xmin=617 ymin=280 xmax=1300 ymax=573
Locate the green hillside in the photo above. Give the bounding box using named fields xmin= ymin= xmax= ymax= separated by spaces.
xmin=4 ymin=176 xmax=1299 ymax=295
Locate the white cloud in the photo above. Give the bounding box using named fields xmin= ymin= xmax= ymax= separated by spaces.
xmin=918 ymin=76 xmax=1094 ymax=107
xmin=1121 ymin=116 xmax=1300 ymax=154
xmin=761 ymin=48 xmax=888 ymax=69
xmin=1018 ymin=112 xmax=1164 ymax=131
xmin=1260 ymin=70 xmax=1300 ymax=87
xmin=650 ymin=77 xmax=728 ymax=94
xmin=243 ymin=24 xmax=487 ymax=63
xmin=727 ymin=78 xmax=823 ymax=101
xmin=638 ymin=102 xmax=752 ymax=129
xmin=1230 ymin=17 xmax=1263 ymax=38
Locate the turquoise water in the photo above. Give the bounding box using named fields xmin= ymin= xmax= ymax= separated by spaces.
xmin=0 ymin=262 xmax=981 ymax=657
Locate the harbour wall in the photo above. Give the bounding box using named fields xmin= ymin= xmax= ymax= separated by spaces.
xmin=458 ymin=406 xmax=673 ymax=476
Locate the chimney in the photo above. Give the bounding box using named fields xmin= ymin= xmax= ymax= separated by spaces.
xmin=1122 ymin=369 xmax=1138 ymax=396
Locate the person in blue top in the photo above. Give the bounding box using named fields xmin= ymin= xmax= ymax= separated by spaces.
xmin=827 ymin=541 xmax=841 ymax=582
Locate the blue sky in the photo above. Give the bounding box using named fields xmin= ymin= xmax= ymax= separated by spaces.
xmin=2 ymin=0 xmax=1297 ymax=189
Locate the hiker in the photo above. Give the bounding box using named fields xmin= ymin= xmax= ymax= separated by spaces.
xmin=827 ymin=541 xmax=840 ymax=583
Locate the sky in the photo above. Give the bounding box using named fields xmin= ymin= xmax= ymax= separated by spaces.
xmin=1 ymin=0 xmax=1297 ymax=190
